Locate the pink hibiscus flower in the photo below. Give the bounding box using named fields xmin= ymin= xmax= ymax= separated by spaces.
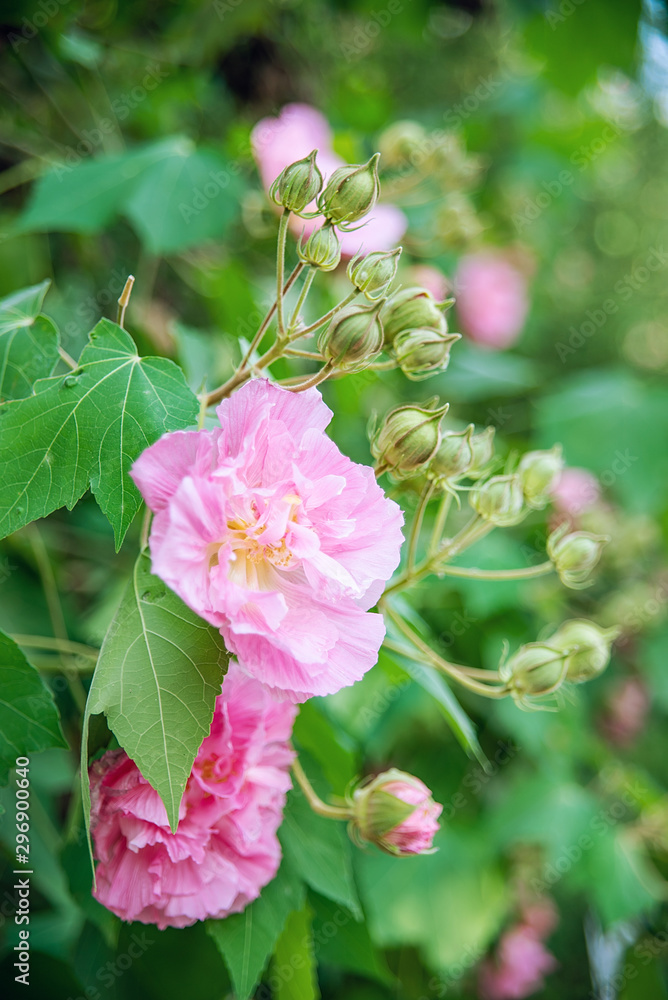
xmin=89 ymin=664 xmax=296 ymax=929
xmin=251 ymin=102 xmax=407 ymax=257
xmin=455 ymin=251 xmax=529 ymax=349
xmin=131 ymin=378 xmax=404 ymax=702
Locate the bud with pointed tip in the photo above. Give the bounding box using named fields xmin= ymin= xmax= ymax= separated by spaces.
xmin=351 ymin=769 xmax=442 ymax=856
xmin=470 ymin=474 xmax=526 ymax=526
xmin=318 ymin=301 xmax=384 ymax=371
xmin=269 ymin=150 xmax=323 ymax=213
xmin=348 ymin=247 xmax=402 ymax=300
xmin=548 ymin=619 xmax=619 ymax=683
xmin=469 ymin=426 xmax=495 ymax=476
xmin=547 ymin=523 xmax=608 ymax=588
xmin=372 ymin=401 xmax=449 ymax=478
xmin=430 ymin=424 xmax=475 ymax=481
xmin=519 ymin=446 xmax=564 ymax=510
xmin=382 ymin=287 xmax=448 ymax=344
xmin=500 ymin=642 xmax=570 ymax=709
xmin=297 ymin=223 xmax=342 ymax=271
xmin=393 ymin=329 xmax=461 ymax=381
xmin=318 ymin=153 xmax=381 ymax=226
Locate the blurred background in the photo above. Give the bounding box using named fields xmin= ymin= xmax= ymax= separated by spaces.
xmin=1 ymin=0 xmax=668 ymax=998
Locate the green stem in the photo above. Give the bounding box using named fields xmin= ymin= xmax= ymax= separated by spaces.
xmin=58 ymin=347 xmax=77 ymax=370
xmin=116 ymin=274 xmax=135 ymax=329
xmin=288 ymin=360 xmax=335 ymax=392
xmin=407 ymin=481 xmax=435 ymax=576
xmin=287 ymin=267 xmax=316 ymax=335
xmin=291 ymin=758 xmax=352 ymax=820
xmin=381 ymin=601 xmax=507 ymax=698
xmin=384 ymin=515 xmax=491 ymax=597
xmin=276 ymin=209 xmax=290 ymax=338
xmin=11 ymin=635 xmax=99 ymax=660
xmin=429 ymin=492 xmax=453 ymax=555
xmin=295 ymin=290 xmax=357 ymax=339
xmin=284 ymin=348 xmax=325 ymax=360
xmin=140 ymin=507 xmax=152 ymax=550
xmin=437 ymin=561 xmax=555 ymax=581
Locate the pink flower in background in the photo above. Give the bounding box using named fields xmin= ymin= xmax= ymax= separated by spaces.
xmin=89 ymin=665 xmax=296 ymax=929
xmin=131 ymin=378 xmax=404 ymax=703
xmin=551 ymin=467 xmax=600 ymax=518
xmin=478 ymin=923 xmax=558 ymax=999
xmin=251 ymin=102 xmax=407 ymax=257
xmin=409 ymin=264 xmax=450 ymax=301
xmin=601 ymin=676 xmax=650 ymax=746
xmin=455 ymin=251 xmax=529 ymax=349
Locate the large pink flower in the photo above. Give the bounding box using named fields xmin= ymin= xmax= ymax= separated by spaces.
xmin=131 ymin=378 xmax=404 ymax=703
xmin=251 ymin=102 xmax=407 ymax=257
xmin=89 ymin=665 xmax=296 ymax=929
xmin=455 ymin=251 xmax=529 ymax=349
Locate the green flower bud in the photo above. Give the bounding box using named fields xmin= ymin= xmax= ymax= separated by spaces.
xmin=393 ymin=329 xmax=461 ymax=381
xmin=297 ymin=223 xmax=342 ymax=271
xmin=519 ymin=446 xmax=564 ymax=510
xmin=470 ymin=474 xmax=526 ymax=527
xmin=378 ymin=121 xmax=428 ymax=167
xmin=547 ymin=524 xmax=608 ymax=589
xmin=347 ymin=247 xmax=402 ymax=300
xmin=468 ymin=427 xmax=495 ymax=476
xmin=372 ymin=401 xmax=449 ymax=479
xmin=500 ymin=642 xmax=570 ymax=709
xmin=430 ymin=424 xmax=474 ymax=481
xmin=351 ymin=768 xmax=441 ymax=856
xmin=548 ymin=619 xmax=619 ymax=683
xmin=269 ymin=150 xmax=323 ymax=213
xmin=317 ymin=153 xmax=381 ymax=227
xmin=382 ymin=287 xmax=448 ymax=344
xmin=318 ymin=301 xmax=384 ymax=372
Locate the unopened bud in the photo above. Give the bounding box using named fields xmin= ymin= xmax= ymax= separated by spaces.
xmin=469 ymin=427 xmax=495 ymax=476
xmin=519 ymin=446 xmax=564 ymax=510
xmin=547 ymin=524 xmax=608 ymax=588
xmin=382 ymin=287 xmax=448 ymax=344
xmin=319 ymin=301 xmax=384 ymax=371
xmin=470 ymin=474 xmax=526 ymax=526
xmin=500 ymin=642 xmax=569 ymax=709
xmin=297 ymin=223 xmax=341 ymax=271
xmin=318 ymin=153 xmax=380 ymax=227
xmin=394 ymin=329 xmax=461 ymax=381
xmin=430 ymin=424 xmax=474 ymax=481
xmin=548 ymin=619 xmax=619 ymax=683
xmin=269 ymin=150 xmax=323 ymax=213
xmin=372 ymin=401 xmax=449 ymax=478
xmin=348 ymin=247 xmax=402 ymax=300
xmin=351 ymin=768 xmax=442 ymax=856
xmin=378 ymin=121 xmax=428 ymax=167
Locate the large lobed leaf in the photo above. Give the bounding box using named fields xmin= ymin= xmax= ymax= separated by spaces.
xmin=0 ymin=280 xmax=60 ymax=401
xmin=0 ymin=630 xmax=68 ymax=784
xmin=0 ymin=318 xmax=199 ymax=549
xmin=82 ymin=552 xmax=229 ymax=834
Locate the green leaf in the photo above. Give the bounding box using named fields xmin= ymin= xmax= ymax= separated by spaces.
xmin=273 ymin=905 xmax=320 ymax=1000
xmin=123 ymin=147 xmax=243 ymax=254
xmin=309 ymin=891 xmax=392 ymax=984
xmin=279 ymin=758 xmax=361 ymax=919
xmin=82 ymin=551 xmax=228 ymax=833
xmin=292 ymin=700 xmax=358 ymax=795
xmin=16 ymin=139 xmax=186 ymax=235
xmin=0 ymin=280 xmax=60 ymax=400
xmin=0 ymin=630 xmax=67 ymax=784
xmin=206 ymin=860 xmax=305 ymax=1000
xmin=0 ymin=318 xmax=199 ymax=549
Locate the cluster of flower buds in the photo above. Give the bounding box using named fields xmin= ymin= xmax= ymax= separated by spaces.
xmin=381 ymin=286 xmax=459 ymax=381
xmin=350 ymin=769 xmax=442 ymax=856
xmin=318 ymin=154 xmax=381 ymax=228
xmin=547 ymin=522 xmax=609 ymax=588
xmin=518 ymin=446 xmax=564 ymax=510
xmin=270 ymin=150 xmax=323 ymax=214
xmin=372 ymin=401 xmax=449 ymax=478
xmin=500 ymin=619 xmax=618 ymax=709
xmin=319 ymin=301 xmax=384 ymax=372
